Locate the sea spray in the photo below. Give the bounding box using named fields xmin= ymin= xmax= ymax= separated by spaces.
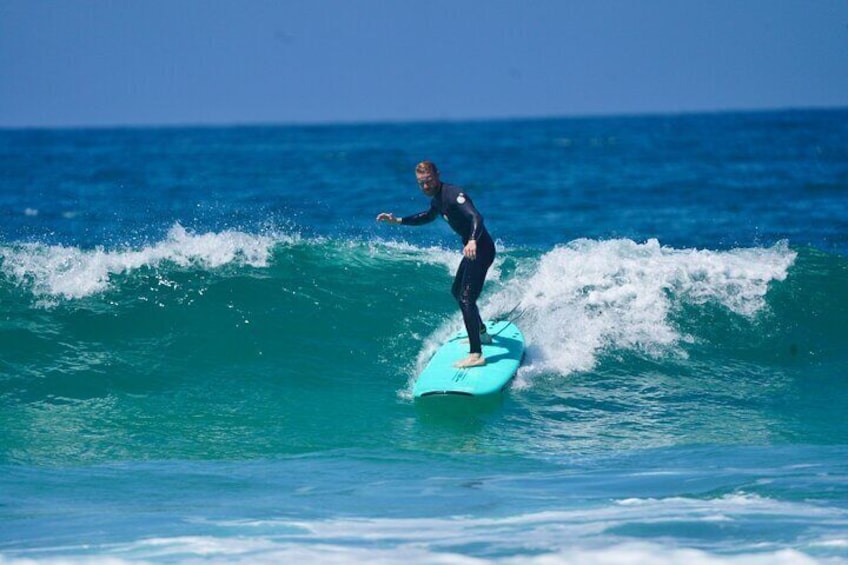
xmin=481 ymin=239 xmax=796 ymax=383
xmin=0 ymin=224 xmax=283 ymax=302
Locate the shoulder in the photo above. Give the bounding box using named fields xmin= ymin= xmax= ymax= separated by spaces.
xmin=441 ymin=183 xmax=469 ymax=205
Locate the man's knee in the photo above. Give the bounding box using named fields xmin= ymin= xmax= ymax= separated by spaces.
xmin=451 ymin=284 xmax=461 ymax=301
xmin=456 ymin=288 xmax=477 ymax=312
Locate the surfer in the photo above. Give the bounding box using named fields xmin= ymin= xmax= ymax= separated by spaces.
xmin=377 ymin=161 xmax=495 ymax=368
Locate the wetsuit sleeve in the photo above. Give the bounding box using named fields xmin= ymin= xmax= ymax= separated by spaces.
xmin=400 ymin=200 xmax=438 ymax=226
xmin=457 ymin=196 xmax=485 ymax=241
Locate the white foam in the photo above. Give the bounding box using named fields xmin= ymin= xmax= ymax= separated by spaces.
xmin=366 ymin=238 xmax=462 ymax=273
xmin=0 ymin=224 xmax=282 ymax=301
xmin=0 ymin=542 xmax=823 ymax=565
xmin=3 ymin=489 xmax=842 ymax=563
xmin=2 ymin=499 xmax=836 ymax=565
xmin=474 ymin=239 xmax=797 ymax=382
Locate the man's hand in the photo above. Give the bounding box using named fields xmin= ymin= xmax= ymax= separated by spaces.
xmin=463 ymin=239 xmax=477 ymax=260
xmin=376 ymin=212 xmax=400 ymax=224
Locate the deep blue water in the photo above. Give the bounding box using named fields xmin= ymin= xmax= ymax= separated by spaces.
xmin=1 ymin=109 xmax=847 ymax=564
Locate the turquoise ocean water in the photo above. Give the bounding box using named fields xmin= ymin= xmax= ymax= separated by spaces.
xmin=1 ymin=109 xmax=847 ymax=563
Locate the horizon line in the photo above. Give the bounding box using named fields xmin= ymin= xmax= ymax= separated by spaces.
xmin=1 ymin=104 xmax=846 ymax=132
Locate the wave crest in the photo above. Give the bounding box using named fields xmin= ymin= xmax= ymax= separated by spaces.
xmin=486 ymin=239 xmax=796 ymax=380
xmin=0 ymin=224 xmax=280 ymax=300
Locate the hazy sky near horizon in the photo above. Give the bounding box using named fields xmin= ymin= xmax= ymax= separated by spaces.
xmin=1 ymin=0 xmax=847 ymax=128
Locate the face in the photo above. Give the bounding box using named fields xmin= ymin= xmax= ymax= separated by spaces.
xmin=416 ymin=170 xmax=440 ymax=197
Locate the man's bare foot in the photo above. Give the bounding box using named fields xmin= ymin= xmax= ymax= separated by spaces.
xmin=453 ymin=353 xmax=486 ymax=368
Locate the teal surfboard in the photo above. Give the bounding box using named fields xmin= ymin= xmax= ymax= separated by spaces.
xmin=413 ymin=320 xmax=525 ymax=398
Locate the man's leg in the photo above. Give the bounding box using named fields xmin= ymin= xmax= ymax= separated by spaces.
xmin=451 ymin=258 xmax=490 ymax=367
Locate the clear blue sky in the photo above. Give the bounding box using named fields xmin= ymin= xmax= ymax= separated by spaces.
xmin=1 ymin=0 xmax=846 ymax=128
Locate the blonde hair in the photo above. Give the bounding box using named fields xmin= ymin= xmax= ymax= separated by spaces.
xmin=415 ymin=160 xmax=438 ymax=175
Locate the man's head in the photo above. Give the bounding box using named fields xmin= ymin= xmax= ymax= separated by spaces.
xmin=415 ymin=160 xmax=441 ymax=197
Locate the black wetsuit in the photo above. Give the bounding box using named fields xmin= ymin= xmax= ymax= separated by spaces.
xmin=401 ymin=183 xmax=496 ymax=355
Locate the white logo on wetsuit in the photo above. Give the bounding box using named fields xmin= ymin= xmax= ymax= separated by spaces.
xmin=457 ymin=194 xmax=466 ymax=204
